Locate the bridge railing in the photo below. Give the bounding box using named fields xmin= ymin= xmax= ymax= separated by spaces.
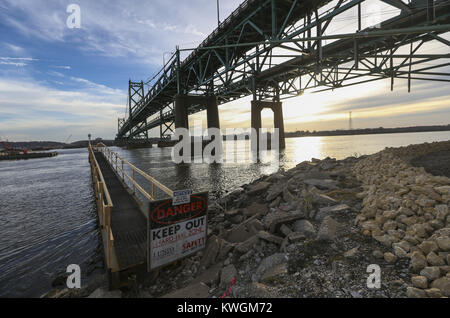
xmin=88 ymin=143 xmax=119 ymax=273
xmin=94 ymin=143 xmax=174 ymax=203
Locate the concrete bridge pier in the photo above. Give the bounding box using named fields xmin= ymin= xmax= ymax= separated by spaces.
xmin=251 ymin=100 xmax=286 ymax=150
xmin=174 ymin=95 xmax=221 ymax=131
xmin=175 ymin=95 xmax=190 ymax=130
xmin=173 ymin=95 xmax=222 ymax=158
xmin=206 ymin=96 xmax=220 ymax=131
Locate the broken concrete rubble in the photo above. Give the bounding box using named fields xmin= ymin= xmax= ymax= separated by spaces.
xmin=101 ymin=140 xmax=450 ymax=299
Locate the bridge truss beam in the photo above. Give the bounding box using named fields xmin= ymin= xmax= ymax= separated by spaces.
xmin=117 ymin=0 xmax=450 ymax=141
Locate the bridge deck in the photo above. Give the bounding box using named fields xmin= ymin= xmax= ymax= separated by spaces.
xmin=94 ymin=151 xmax=147 ymax=270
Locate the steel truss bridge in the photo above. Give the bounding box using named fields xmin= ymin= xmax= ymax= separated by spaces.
xmin=116 ymin=0 xmax=450 ymax=144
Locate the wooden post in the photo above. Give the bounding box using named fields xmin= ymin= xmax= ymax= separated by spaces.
xmin=132 ymin=169 xmax=136 ymax=194
xmin=108 ymin=229 xmax=112 ymax=269
xmin=99 ymin=192 xmax=104 ymax=227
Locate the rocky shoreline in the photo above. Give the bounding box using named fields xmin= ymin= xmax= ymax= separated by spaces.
xmin=45 ymin=140 xmax=450 ymax=298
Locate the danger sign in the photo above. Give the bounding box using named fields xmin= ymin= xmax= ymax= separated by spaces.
xmin=147 ymin=192 xmax=208 ymax=271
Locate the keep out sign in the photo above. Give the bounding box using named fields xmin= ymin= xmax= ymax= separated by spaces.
xmin=147 ymin=192 xmax=208 ymax=271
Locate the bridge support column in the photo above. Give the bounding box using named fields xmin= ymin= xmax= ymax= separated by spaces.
xmin=251 ymin=101 xmax=262 ymax=151
xmin=251 ymin=100 xmax=286 ymax=150
xmin=175 ymin=95 xmax=189 ymax=130
xmin=206 ymin=96 xmax=220 ymax=130
xmin=273 ymin=102 xmax=286 ymax=149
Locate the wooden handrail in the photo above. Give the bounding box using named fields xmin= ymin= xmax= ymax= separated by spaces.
xmin=94 ymin=143 xmax=173 ymax=202
xmin=89 ymin=143 xmax=114 ymax=207
xmin=88 ymin=142 xmax=117 ymax=272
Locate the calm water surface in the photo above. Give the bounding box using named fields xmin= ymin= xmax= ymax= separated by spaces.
xmin=1 ymin=131 xmax=449 ymax=297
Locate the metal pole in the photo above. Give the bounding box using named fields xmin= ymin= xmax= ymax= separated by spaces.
xmin=217 ymin=0 xmax=220 ymax=27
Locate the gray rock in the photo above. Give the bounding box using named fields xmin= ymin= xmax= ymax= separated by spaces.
xmin=257 ymin=231 xmax=284 ymax=245
xmin=418 ymin=240 xmax=439 ymax=255
xmin=344 ymin=247 xmax=359 ymax=259
xmin=420 ymin=267 xmax=441 ymax=281
xmin=393 ymin=246 xmax=408 ymax=258
xmin=260 ymin=263 xmax=288 ymax=284
xmin=384 ymin=252 xmax=398 ymax=264
xmin=315 ymin=204 xmax=350 ymax=221
xmin=220 ymin=264 xmax=237 ymax=287
xmin=317 ymin=216 xmax=339 ymax=242
xmin=283 ymin=188 xmax=297 ymax=203
xmin=303 ymin=179 xmax=339 ymax=190
xmin=248 ymin=182 xmax=271 ymax=195
xmin=288 ymin=232 xmax=306 ymax=243
xmin=410 ymin=251 xmax=428 ymax=272
xmin=312 ymin=193 xmax=337 ymax=206
xmin=293 ymin=220 xmax=316 ymax=238
xmin=372 ymin=249 xmax=384 ymax=259
xmin=430 ymin=277 xmax=450 ymax=297
xmin=235 ymin=236 xmax=259 ymax=254
xmin=411 ymin=276 xmax=428 ymax=289
xmin=226 ymin=224 xmax=254 ymax=243
xmin=279 ymin=224 xmax=292 ymax=237
xmin=406 ymin=287 xmax=426 ymax=298
xmin=254 ymin=253 xmax=288 ymax=282
xmin=425 ymin=288 xmax=443 ymax=298
xmin=266 ymin=182 xmax=285 ymax=202
xmin=436 ymin=237 xmax=450 ymax=251
xmin=263 ymin=211 xmax=304 ymax=233
xmin=244 ymin=202 xmax=269 ymax=218
xmin=427 ymin=252 xmax=445 ymax=266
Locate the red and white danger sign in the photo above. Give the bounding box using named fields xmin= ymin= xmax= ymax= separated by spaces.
xmin=147 ymin=192 xmax=208 ymax=271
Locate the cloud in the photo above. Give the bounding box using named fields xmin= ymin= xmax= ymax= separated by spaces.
xmin=0 ymin=57 xmax=38 ymax=67
xmin=0 ymin=0 xmax=242 ymax=66
xmin=3 ymin=43 xmax=25 ymax=53
xmin=55 ymin=65 xmax=71 ymax=70
xmin=0 ymin=76 xmax=126 ymax=141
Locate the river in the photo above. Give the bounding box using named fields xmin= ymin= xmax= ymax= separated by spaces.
xmin=0 ymin=131 xmax=449 ymax=297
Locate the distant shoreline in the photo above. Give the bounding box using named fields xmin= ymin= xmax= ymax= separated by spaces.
xmin=286 ymin=124 xmax=450 ymax=139
xmin=2 ymin=124 xmax=450 ymax=151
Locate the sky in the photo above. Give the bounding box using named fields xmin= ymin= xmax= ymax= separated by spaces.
xmin=0 ymin=0 xmax=449 ymax=142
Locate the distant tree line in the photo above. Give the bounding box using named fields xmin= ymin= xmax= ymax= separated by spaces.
xmin=286 ymin=124 xmax=450 ymax=138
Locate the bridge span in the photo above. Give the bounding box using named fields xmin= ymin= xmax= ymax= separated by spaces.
xmin=116 ymin=0 xmax=450 ymax=147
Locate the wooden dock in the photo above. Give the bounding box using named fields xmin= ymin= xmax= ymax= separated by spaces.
xmin=88 ymin=143 xmax=173 ymax=288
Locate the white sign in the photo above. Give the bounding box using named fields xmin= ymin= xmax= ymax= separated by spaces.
xmin=150 ymin=216 xmax=206 ymax=269
xmin=173 ymin=189 xmax=192 ymax=206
